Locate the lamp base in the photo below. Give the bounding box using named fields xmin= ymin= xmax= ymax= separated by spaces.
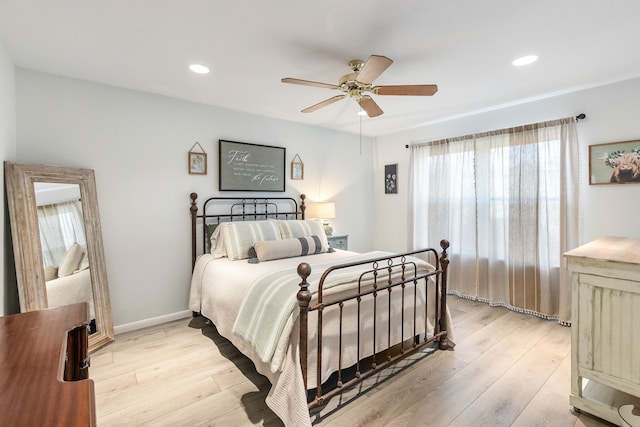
xmin=322 ymin=221 xmax=333 ymax=236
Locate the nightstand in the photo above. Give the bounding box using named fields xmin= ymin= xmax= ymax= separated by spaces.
xmin=327 ymin=234 xmax=348 ymax=250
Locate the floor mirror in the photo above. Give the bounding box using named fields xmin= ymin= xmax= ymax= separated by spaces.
xmin=5 ymin=161 xmax=114 ymax=352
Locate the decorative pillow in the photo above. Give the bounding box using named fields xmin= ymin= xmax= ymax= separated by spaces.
xmin=221 ymin=220 xmax=282 ymax=260
xmin=276 ymin=219 xmax=328 ymax=247
xmin=249 ymin=235 xmax=330 ymax=263
xmin=75 ymin=250 xmax=90 ymax=273
xmin=44 ymin=265 xmax=59 ymax=281
xmin=58 ymin=243 xmax=85 ymax=277
xmin=204 ymin=223 xmax=219 ymax=254
xmin=209 ymin=224 xmax=227 ymax=258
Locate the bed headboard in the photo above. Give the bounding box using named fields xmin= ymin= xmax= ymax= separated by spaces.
xmin=189 ymin=193 xmax=306 ymax=268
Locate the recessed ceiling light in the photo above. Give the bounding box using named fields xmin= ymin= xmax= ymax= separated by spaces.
xmin=189 ymin=64 xmax=210 ymax=74
xmin=512 ymin=55 xmax=538 ymax=66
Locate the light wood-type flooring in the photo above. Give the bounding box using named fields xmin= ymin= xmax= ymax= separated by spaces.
xmin=91 ymin=296 xmax=614 ymax=426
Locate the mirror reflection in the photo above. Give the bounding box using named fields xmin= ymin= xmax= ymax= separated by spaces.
xmin=34 ymin=182 xmax=96 ymax=334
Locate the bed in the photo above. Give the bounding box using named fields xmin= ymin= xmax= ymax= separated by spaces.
xmin=44 ymin=243 xmax=95 ymax=322
xmin=188 ymin=193 xmax=454 ymax=426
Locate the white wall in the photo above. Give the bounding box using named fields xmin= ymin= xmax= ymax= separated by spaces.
xmin=374 ymin=77 xmax=640 ymax=251
xmin=0 ymin=41 xmax=17 ymax=316
xmin=16 ymin=69 xmax=374 ymax=329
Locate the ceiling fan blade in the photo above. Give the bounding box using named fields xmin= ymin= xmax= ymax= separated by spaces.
xmin=374 ymin=84 xmax=439 ymax=96
xmin=301 ymin=95 xmax=347 ymax=113
xmin=281 ymin=77 xmax=340 ymax=90
xmin=356 ymin=55 xmax=393 ymax=85
xmin=358 ymin=95 xmax=384 ymax=118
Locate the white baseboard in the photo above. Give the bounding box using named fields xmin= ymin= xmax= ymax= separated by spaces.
xmin=114 ymin=309 xmax=193 ymax=335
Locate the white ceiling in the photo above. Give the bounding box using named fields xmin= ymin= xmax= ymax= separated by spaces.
xmin=2 ymin=0 xmax=640 ymax=137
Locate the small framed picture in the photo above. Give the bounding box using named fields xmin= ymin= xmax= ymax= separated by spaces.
xmin=189 ymin=152 xmax=207 ymax=175
xmin=291 ymin=153 xmax=304 ymax=180
xmin=188 ymin=141 xmax=207 ymax=175
xmin=589 ymin=139 xmax=640 ymax=184
xmin=385 ymin=164 xmax=397 ymax=194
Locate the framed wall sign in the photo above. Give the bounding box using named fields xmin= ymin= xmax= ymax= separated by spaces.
xmin=291 ymin=153 xmax=304 ymax=180
xmin=218 ymin=140 xmax=286 ymax=191
xmin=589 ymin=139 xmax=640 ymax=184
xmin=188 ymin=141 xmax=207 ymax=175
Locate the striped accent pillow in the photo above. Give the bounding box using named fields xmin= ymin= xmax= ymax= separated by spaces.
xmin=250 ymin=235 xmax=329 ymax=263
xmin=276 ymin=219 xmax=328 ymax=247
xmin=221 ymin=220 xmax=282 ymax=260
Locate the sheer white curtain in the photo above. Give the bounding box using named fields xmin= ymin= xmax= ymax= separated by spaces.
xmin=409 ymin=118 xmax=579 ymax=324
xmin=38 ymin=200 xmax=86 ymax=267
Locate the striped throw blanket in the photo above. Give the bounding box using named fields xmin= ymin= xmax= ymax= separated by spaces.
xmin=232 ymin=251 xmax=434 ymax=373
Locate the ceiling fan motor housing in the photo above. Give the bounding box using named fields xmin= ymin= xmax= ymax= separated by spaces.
xmin=339 ymin=74 xmax=371 ymax=99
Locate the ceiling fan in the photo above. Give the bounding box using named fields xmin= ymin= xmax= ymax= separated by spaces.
xmin=281 ymin=55 xmax=438 ymax=118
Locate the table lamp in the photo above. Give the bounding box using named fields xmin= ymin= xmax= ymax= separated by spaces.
xmin=307 ymin=201 xmax=336 ymax=236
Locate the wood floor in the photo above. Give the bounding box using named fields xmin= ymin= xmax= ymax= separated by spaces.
xmin=90 ymin=296 xmax=615 ymax=426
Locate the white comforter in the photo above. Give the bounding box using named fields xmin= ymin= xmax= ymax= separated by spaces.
xmin=189 ymin=251 xmax=454 ymax=426
xmin=46 ymin=268 xmax=94 ymax=318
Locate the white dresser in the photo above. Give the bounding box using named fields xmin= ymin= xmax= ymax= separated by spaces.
xmin=565 ymin=237 xmax=640 ymax=425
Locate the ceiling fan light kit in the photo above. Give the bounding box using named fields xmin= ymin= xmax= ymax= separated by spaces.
xmin=282 ymin=55 xmax=438 ymax=118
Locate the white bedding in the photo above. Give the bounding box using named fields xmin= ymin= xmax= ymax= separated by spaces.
xmin=46 ymin=268 xmax=94 ymax=318
xmin=189 ymin=250 xmax=454 ymax=426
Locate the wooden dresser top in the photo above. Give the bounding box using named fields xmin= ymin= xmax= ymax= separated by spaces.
xmin=0 ymin=303 xmax=94 ymax=426
xmin=564 ymin=236 xmax=640 ymax=265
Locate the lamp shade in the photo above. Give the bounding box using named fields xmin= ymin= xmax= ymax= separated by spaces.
xmin=307 ymin=201 xmax=335 ymax=219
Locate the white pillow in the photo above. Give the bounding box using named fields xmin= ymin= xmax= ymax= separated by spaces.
xmin=250 ymin=235 xmax=330 ymax=263
xmin=74 ymin=251 xmax=90 ymax=273
xmin=221 ymin=220 xmax=282 ymax=260
xmin=209 ymin=224 xmax=227 ymax=258
xmin=58 ymin=243 xmax=85 ymax=277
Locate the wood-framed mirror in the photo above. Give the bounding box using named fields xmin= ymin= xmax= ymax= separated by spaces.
xmin=5 ymin=161 xmax=114 ymax=352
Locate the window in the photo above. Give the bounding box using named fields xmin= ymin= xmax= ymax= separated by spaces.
xmin=37 ymin=200 xmax=86 ymax=267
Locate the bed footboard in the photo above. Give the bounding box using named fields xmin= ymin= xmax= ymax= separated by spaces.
xmin=297 ymin=240 xmax=450 ymax=409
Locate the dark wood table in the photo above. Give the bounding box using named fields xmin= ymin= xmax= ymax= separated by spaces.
xmin=0 ymin=303 xmax=95 ymax=426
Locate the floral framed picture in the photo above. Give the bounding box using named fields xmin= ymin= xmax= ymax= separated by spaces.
xmin=188 ymin=141 xmax=207 ymax=175
xmin=385 ymin=164 xmax=398 ymax=194
xmin=589 ymin=139 xmax=640 ymax=184
xmin=189 ymin=152 xmax=207 ymax=175
xmin=291 ymin=153 xmax=304 ymax=180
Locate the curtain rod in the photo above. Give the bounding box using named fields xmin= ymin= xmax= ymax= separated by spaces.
xmin=405 ymin=113 xmax=586 ymax=149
